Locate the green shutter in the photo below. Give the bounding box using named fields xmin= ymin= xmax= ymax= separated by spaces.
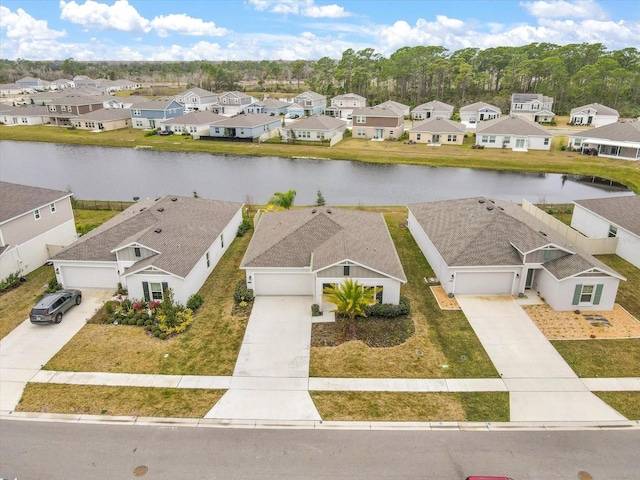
xmin=594 ymin=284 xmax=603 ymax=305
xmin=142 ymin=282 xmax=150 ymax=302
xmin=572 ymin=284 xmax=582 ymax=305
xmin=161 ymin=282 xmax=169 ymax=295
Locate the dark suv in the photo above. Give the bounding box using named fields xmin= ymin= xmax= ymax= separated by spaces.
xmin=30 ymin=289 xmax=82 ymax=324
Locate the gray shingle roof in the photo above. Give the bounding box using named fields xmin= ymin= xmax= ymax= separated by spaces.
xmin=241 ymin=208 xmax=406 ymax=282
xmin=75 ymin=108 xmax=132 ymax=121
xmin=129 ymin=98 xmax=178 ymax=109
xmin=376 ymin=100 xmax=409 ymax=114
xmin=351 ymin=106 xmax=403 ymax=118
xmin=0 ymin=182 xmax=72 ymax=224
xmin=159 ymin=111 xmax=225 ymax=125
xmin=476 ymin=116 xmax=551 ymax=136
xmin=511 ymin=93 xmax=553 ymax=104
xmin=408 ymin=197 xmax=622 ymax=280
xmin=460 ymin=101 xmax=501 ymax=113
xmin=213 ymin=113 xmax=279 ymax=127
xmin=52 ymin=196 xmax=242 ymax=279
xmin=570 ymin=121 xmax=640 ymax=142
xmin=290 ymin=115 xmax=346 ymax=130
xmin=410 ymin=117 xmax=466 ymax=133
xmin=573 ymin=195 xmax=640 ymax=237
xmin=570 ymin=103 xmax=619 ymax=117
xmin=412 ymin=100 xmax=454 ymax=112
xmin=295 ymin=91 xmax=325 ymax=101
xmin=1 ymin=105 xmax=50 ymax=116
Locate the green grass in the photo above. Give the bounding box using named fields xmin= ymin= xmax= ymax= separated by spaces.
xmin=2 ymin=125 xmax=639 ymax=194
xmin=594 ymin=392 xmax=640 ymax=420
xmin=597 ymin=255 xmax=640 ymax=319
xmin=73 ymin=208 xmax=123 ymax=235
xmin=310 ymin=391 xmax=509 ymax=422
xmin=0 ymin=265 xmax=55 ymax=340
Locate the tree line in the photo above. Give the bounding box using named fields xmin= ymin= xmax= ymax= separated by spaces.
xmin=1 ymin=43 xmax=638 ymax=116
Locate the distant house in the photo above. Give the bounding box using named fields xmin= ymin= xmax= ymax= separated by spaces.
xmin=159 ymin=111 xmax=226 ymax=137
xmin=0 ymin=83 xmax=28 ymax=95
xmin=210 ymin=91 xmax=254 ymax=116
xmin=51 ymin=196 xmax=243 ymax=305
xmin=325 ymin=93 xmax=366 ymax=119
xmin=73 ymin=75 xmax=102 ymax=89
xmin=475 ymin=115 xmax=552 ymax=151
xmin=208 ymin=113 xmax=281 ymax=141
xmin=49 ymin=79 xmax=75 ymax=90
xmin=244 ymin=98 xmax=290 ymax=116
xmin=287 ymin=115 xmax=347 ymax=143
xmin=376 ymin=100 xmax=410 ymax=117
xmin=0 ymin=105 xmax=50 ymax=126
xmin=293 ymin=91 xmax=327 ymax=116
xmin=46 ymin=95 xmax=107 ymax=127
xmin=569 ymin=103 xmax=619 ymax=127
xmin=130 ymin=98 xmax=184 ymax=130
xmin=0 ymin=182 xmax=77 ymax=280
xmin=101 ymin=79 xmax=141 ymax=93
xmin=410 ymin=100 xmax=454 ymax=121
xmin=351 ymin=106 xmax=405 ymax=140
xmin=567 ymin=122 xmax=640 ymax=161
xmin=459 ymin=101 xmax=501 ymax=127
xmin=72 ymin=108 xmax=132 ymax=131
xmin=240 ymin=207 xmax=406 ymax=309
xmin=174 ymin=87 xmax=218 ymax=112
xmin=408 ymin=197 xmax=625 ymax=311
xmin=509 ymin=93 xmax=555 ymax=123
xmin=16 ymin=77 xmax=45 ymax=89
xmin=408 ymin=118 xmax=466 ymax=145
xmin=571 ymin=196 xmax=640 ymax=269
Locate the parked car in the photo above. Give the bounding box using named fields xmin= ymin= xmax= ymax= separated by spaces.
xmin=30 ymin=289 xmax=82 ymax=324
xmin=158 ymin=129 xmax=174 ymax=136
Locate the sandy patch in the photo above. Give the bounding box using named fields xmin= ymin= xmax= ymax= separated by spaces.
xmin=430 ymin=286 xmax=461 ymax=310
xmin=523 ymin=303 xmax=640 ymax=340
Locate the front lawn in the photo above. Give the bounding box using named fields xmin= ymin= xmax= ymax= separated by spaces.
xmin=594 ymin=392 xmax=640 ymax=420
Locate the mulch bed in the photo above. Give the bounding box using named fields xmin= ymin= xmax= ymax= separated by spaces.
xmin=311 ymin=315 xmax=415 ymax=348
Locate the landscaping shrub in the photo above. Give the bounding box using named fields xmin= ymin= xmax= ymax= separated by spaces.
xmin=186 ymin=293 xmax=204 ymax=311
xmin=116 ymin=283 xmax=128 ymax=295
xmin=364 ymin=296 xmax=411 ymax=318
xmin=234 ymin=279 xmax=254 ymax=304
xmin=104 ymin=301 xmax=116 ymax=315
xmin=144 ymin=130 xmax=157 ymax=137
xmin=236 ymin=218 xmax=252 ymax=237
xmin=136 ymin=319 xmax=145 ymax=326
xmin=311 ymin=304 xmax=321 ymax=316
xmin=0 ymin=272 xmax=23 ymax=294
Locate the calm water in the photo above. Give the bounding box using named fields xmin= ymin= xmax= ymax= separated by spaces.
xmin=0 ymin=141 xmax=632 ymax=205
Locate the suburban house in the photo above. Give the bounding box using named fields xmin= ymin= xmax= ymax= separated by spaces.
xmin=130 ymin=98 xmax=184 ymax=130
xmin=351 ymin=106 xmax=405 ymax=140
xmin=0 ymin=83 xmax=27 ymax=95
xmin=16 ymin=76 xmax=47 ymax=90
xmin=475 ymin=115 xmax=552 ymax=151
xmin=408 ymin=197 xmax=625 ymax=311
xmin=46 ymin=95 xmax=108 ymax=127
xmin=72 ymin=108 xmax=132 ymax=131
xmin=240 ymin=208 xmax=407 ymax=309
xmin=174 ymin=87 xmax=218 ymax=112
xmin=410 ymin=100 xmax=454 ymax=121
xmin=159 ymin=111 xmax=226 ymax=137
xmin=51 ymin=196 xmax=244 ymax=305
xmin=286 ymin=103 xmax=305 ymax=118
xmin=50 ymin=79 xmax=74 ymax=90
xmin=408 ymin=118 xmax=466 ymax=145
xmin=0 ymin=182 xmax=77 ymax=280
xmin=325 ymin=93 xmax=367 ymax=119
xmin=100 ymin=79 xmax=141 ymax=93
xmin=459 ymin=101 xmax=502 ymax=127
xmin=376 ymin=100 xmax=410 ymax=117
xmin=571 ymin=195 xmax=640 ymax=269
xmin=569 ymin=103 xmax=619 ymax=127
xmin=208 ymin=113 xmax=281 ymax=141
xmin=292 ymin=91 xmax=327 ymax=116
xmin=210 ymin=91 xmax=254 ymax=116
xmin=567 ymin=121 xmax=640 ymax=161
xmin=72 ymin=75 xmax=102 ymax=89
xmin=509 ymin=93 xmax=555 ymax=123
xmin=244 ymin=98 xmax=290 ymax=116
xmin=286 ymin=115 xmax=347 ymax=143
xmin=0 ymin=105 xmax=50 ymax=126
xmin=31 ymin=87 xmax=105 ymax=106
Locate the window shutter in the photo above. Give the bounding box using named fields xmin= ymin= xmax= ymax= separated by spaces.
xmin=594 ymin=284 xmax=603 ymax=305
xmin=572 ymin=284 xmax=582 ymax=305
xmin=142 ymin=282 xmax=150 ymax=302
xmin=162 ymin=282 xmax=169 ymax=293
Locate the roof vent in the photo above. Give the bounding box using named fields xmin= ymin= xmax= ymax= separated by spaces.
xmin=133 ymin=196 xmax=140 ymax=202
xmin=539 ymin=230 xmax=547 ymax=237
xmin=311 ymin=208 xmax=317 ymax=214
xmin=171 ymin=197 xmax=177 ymax=202
xmin=489 ymin=199 xmax=495 ymax=203
xmin=498 ymin=206 xmax=504 ymax=211
xmin=486 ymin=206 xmax=494 ymax=211
xmin=139 ymin=207 xmax=146 ymax=212
xmin=478 ymin=199 xmax=485 ymax=204
xmin=154 ymin=228 xmax=162 ymax=233
xmin=326 ymin=208 xmax=332 ymax=214
xmin=157 ymin=207 xmax=164 ymax=212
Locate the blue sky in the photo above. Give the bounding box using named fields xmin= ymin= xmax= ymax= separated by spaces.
xmin=1 ymin=0 xmax=639 ymax=61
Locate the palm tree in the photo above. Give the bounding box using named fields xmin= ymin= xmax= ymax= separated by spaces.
xmin=323 ymin=279 xmax=375 ymax=338
xmin=269 ymin=189 xmax=296 ymax=210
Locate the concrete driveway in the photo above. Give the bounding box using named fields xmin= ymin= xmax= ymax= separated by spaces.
xmin=456 ymin=295 xmax=626 ymax=422
xmin=0 ymin=289 xmax=112 ymax=412
xmin=206 ymin=296 xmax=321 ymax=421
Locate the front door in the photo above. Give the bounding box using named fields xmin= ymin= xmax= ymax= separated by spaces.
xmin=525 ymin=269 xmax=535 ymax=289
xmin=149 ymin=120 xmax=155 ymax=129
xmin=515 ymin=138 xmax=526 ymax=149
xmin=375 ymin=128 xmax=383 ymax=139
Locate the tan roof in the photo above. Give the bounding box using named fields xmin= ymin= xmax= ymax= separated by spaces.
xmin=1 ymin=105 xmax=50 ymax=116
xmin=570 ymin=121 xmax=640 ymax=142
xmin=570 ymin=103 xmax=619 ymax=117
xmin=178 ymin=87 xmax=216 ymax=97
xmin=289 ymin=115 xmax=346 ymax=131
xmin=476 ymin=116 xmax=551 ymax=136
xmin=50 ymin=95 xmax=111 ymax=106
xmin=53 ymin=196 xmax=242 ymax=278
xmin=241 ymin=208 xmax=406 ymax=282
xmin=352 ymin=106 xmax=403 ymax=118
xmin=460 ymin=101 xmax=501 ymax=113
xmin=75 ymin=109 xmax=131 ymax=121
xmin=0 ymin=182 xmax=72 ymax=224
xmin=410 ymin=117 xmax=465 ymax=134
xmin=574 ymin=195 xmax=640 ymax=237
xmin=295 ymin=91 xmax=325 ymax=101
xmin=159 ymin=111 xmax=225 ymax=125
xmin=408 ymin=197 xmax=622 ymax=280
xmin=212 ymin=113 xmax=279 ymax=127
xmin=413 ymin=100 xmax=454 ymax=112
xmin=376 ymin=100 xmax=409 ymax=114
xmin=129 ymin=98 xmax=179 ymax=109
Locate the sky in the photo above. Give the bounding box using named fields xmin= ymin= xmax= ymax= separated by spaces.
xmin=1 ymin=0 xmax=639 ymax=61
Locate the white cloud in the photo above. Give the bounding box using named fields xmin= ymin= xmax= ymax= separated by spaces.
xmin=150 ymin=14 xmax=228 ymax=37
xmin=248 ymin=0 xmax=351 ymax=18
xmin=59 ymin=0 xmax=151 ymax=33
xmin=519 ymin=0 xmax=607 ymax=20
xmin=0 ymin=6 xmax=67 ymax=40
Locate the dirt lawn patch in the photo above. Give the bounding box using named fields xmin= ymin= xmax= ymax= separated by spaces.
xmin=430 ymin=286 xmax=461 ymax=310
xmin=523 ymin=303 xmax=640 ymax=340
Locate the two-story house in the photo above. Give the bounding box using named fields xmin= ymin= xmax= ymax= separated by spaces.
xmin=244 ymin=98 xmax=291 ymax=116
xmin=210 ymin=91 xmax=255 ymax=116
xmin=0 ymin=182 xmax=77 ymax=280
xmin=292 ymin=91 xmax=327 ymax=116
xmin=509 ymin=93 xmax=555 ymax=123
xmin=325 ymin=93 xmax=366 ymax=119
xmin=130 ymin=98 xmax=184 ymax=130
xmin=174 ymin=87 xmax=219 ymax=113
xmin=46 ymin=95 xmax=109 ymax=127
xmin=351 ymin=106 xmax=405 ymax=140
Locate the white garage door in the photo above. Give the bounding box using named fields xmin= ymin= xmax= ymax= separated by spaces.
xmin=253 ymin=273 xmax=313 ymax=296
xmin=60 ymin=265 xmax=119 ymax=289
xmin=455 ymin=271 xmax=515 ymax=295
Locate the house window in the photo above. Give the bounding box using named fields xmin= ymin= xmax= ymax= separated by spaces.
xmin=447 ymin=134 xmax=457 ymax=142
xmin=132 ymin=109 xmax=141 ymax=116
xmin=543 ymin=249 xmax=552 ymax=261
xmin=488 ymin=135 xmax=496 ymax=143
xmin=374 ymin=286 xmax=384 ymax=304
xmin=574 ymin=138 xmax=582 ymax=147
xmin=49 ymin=202 xmax=56 ymax=213
xmin=206 ymin=251 xmax=211 ymax=268
xmin=572 ymin=284 xmax=603 ymax=306
xmin=503 ymin=136 xmax=510 ymax=145
xmin=135 ymin=120 xmax=143 ymax=127
xmin=357 ymin=129 xmax=366 ymax=137
xmin=49 ymin=105 xmax=57 ymax=112
xmin=150 ymin=282 xmax=164 ymax=300
xmin=221 ymin=233 xmax=224 ymax=248
xmin=544 ymin=137 xmax=550 ymax=146
xmin=343 ymin=265 xmax=350 ymax=276
xmin=61 ymin=105 xmax=67 ymax=112
xmin=608 ymin=225 xmax=618 ymax=238
xmin=416 ymin=133 xmax=421 ymax=141
xmin=34 ymin=209 xmax=41 ymax=220
xmin=134 ymin=247 xmax=141 ymax=257
xmin=356 ymin=116 xmax=366 ymax=124
xmin=481 ymin=135 xmax=488 ymax=143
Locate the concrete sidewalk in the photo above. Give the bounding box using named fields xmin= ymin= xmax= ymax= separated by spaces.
xmin=456 ymin=295 xmax=628 ymax=422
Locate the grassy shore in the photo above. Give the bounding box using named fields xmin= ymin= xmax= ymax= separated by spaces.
xmin=2 ymin=125 xmax=639 ymax=193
